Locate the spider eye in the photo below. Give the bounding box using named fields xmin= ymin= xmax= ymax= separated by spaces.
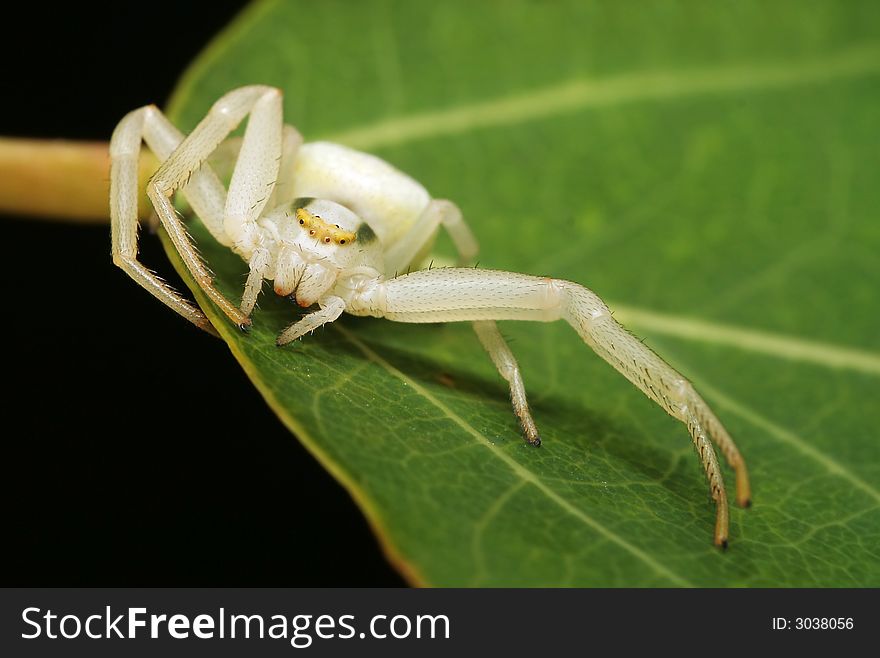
xmin=339 ymin=239 xmax=346 ymax=244
xmin=298 ymin=219 xmax=304 ymax=225
xmin=309 ymin=230 xmax=316 ymax=236
xmin=324 ymin=237 xmax=331 ymax=243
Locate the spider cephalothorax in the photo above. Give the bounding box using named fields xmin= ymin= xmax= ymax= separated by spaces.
xmin=110 ymin=85 xmax=751 ymax=547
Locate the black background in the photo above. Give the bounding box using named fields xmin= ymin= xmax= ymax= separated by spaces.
xmin=2 ymin=3 xmax=403 ymax=585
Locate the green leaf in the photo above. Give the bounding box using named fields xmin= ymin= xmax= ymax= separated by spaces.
xmin=160 ymin=0 xmax=880 ymax=586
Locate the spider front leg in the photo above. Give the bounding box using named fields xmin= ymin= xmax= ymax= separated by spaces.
xmin=110 ymin=104 xmax=235 ymax=333
xmin=144 ymin=85 xmax=284 ymax=330
xmin=385 ymin=200 xmax=542 ymax=445
xmin=203 ymin=124 xmax=304 ymax=215
xmin=369 ymin=267 xmax=751 ymax=547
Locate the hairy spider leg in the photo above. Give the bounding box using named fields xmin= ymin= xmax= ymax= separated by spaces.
xmin=110 ymin=105 xmax=232 ymax=333
xmin=268 ymin=126 xmax=305 ymax=209
xmin=364 ymin=268 xmax=751 ymax=546
xmin=143 ymin=85 xmax=284 ymax=329
xmin=382 ymin=199 xmax=542 ymax=445
xmin=472 ymin=319 xmax=542 ymax=445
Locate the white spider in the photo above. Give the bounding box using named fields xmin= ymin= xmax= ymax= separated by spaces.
xmin=110 ymin=85 xmax=750 ymax=547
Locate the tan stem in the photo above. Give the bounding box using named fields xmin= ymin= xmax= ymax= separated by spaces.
xmin=0 ymin=137 xmax=157 ymax=223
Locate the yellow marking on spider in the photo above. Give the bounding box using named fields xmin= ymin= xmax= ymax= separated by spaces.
xmin=295 ymin=207 xmax=357 ymax=246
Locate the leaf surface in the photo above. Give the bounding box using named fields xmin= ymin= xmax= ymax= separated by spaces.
xmin=161 ymin=0 xmax=880 ymax=586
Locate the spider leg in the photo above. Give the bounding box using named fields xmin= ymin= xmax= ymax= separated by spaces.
xmin=145 ymin=85 xmax=283 ymax=329
xmin=276 ymin=296 xmax=346 ymax=346
xmin=110 ymin=104 xmax=233 ymax=334
xmin=385 ymin=200 xmax=541 ymax=445
xmin=369 ymin=267 xmax=750 ymax=546
xmin=384 ymin=199 xmax=477 ymax=273
xmin=268 ymin=125 xmax=304 ymax=208
xmin=240 ymin=248 xmax=271 ymax=318
xmin=204 ymin=123 xmax=303 ymax=210
xmin=473 ymin=320 xmax=541 ymax=445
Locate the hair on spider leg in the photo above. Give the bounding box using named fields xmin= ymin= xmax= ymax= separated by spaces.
xmin=500 ymin=331 xmax=517 ymax=345
xmin=250 ymin=195 xmax=269 ymax=211
xmin=184 ymin=236 xmax=213 ymax=273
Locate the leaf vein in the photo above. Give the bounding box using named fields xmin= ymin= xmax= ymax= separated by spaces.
xmin=336 ymin=325 xmax=694 ymax=587
xmin=469 ymin=480 xmax=528 ymax=586
xmin=326 ymin=44 xmax=880 ymax=150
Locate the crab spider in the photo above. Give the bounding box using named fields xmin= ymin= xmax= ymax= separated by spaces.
xmin=110 ymin=85 xmax=750 ymax=548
